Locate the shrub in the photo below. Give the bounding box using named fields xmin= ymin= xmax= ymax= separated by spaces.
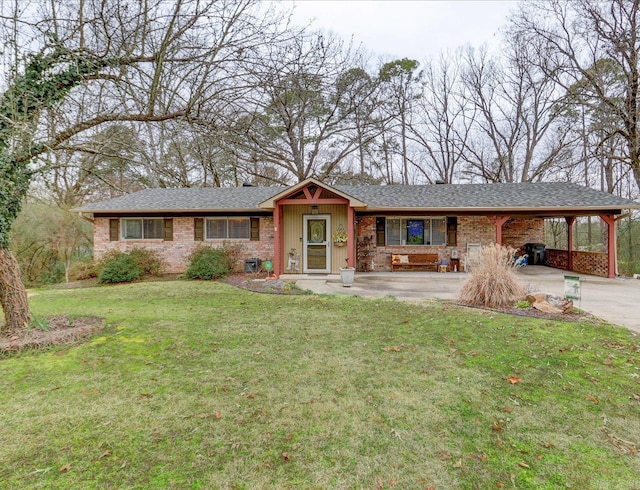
xmin=128 ymin=247 xmax=165 ymax=276
xmin=459 ymin=244 xmax=527 ymax=308
xmin=184 ymin=246 xmax=233 ymax=280
xmin=220 ymin=241 xmax=244 ymax=272
xmin=98 ymin=252 xmax=140 ymax=284
xmin=68 ymin=259 xmax=99 ymax=281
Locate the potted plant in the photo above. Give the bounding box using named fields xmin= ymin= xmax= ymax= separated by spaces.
xmin=339 ymin=258 xmax=355 ymax=287
xmin=332 ymin=225 xmax=348 ymax=247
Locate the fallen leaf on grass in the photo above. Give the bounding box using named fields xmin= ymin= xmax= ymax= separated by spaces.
xmin=603 ymin=359 xmax=613 ymax=366
xmin=502 ymin=406 xmax=514 ymax=413
xmin=140 ymin=393 xmax=153 ymax=399
xmin=496 ymin=483 xmax=505 ymax=488
xmin=492 ymin=422 xmax=504 ymax=432
xmin=632 ymin=394 xmax=640 ymax=400
xmin=452 ymin=459 xmax=463 ymax=468
xmin=98 ymin=450 xmax=111 ymax=460
xmin=215 ymin=412 xmax=223 ymax=419
xmin=281 ymin=453 xmax=291 ymax=461
xmin=383 ymin=345 xmax=404 ymax=352
xmin=586 ymin=395 xmax=600 ymax=404
xmin=59 ymin=464 xmax=71 ymax=473
xmin=518 ymin=461 xmax=530 ymax=469
xmin=507 ymin=376 xmax=522 ymax=384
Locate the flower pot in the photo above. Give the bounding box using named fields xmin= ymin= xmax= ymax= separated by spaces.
xmin=339 ymin=267 xmax=355 ymax=287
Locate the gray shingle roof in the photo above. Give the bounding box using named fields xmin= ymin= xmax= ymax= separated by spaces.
xmin=76 ymin=186 xmax=286 ymax=212
xmin=74 ymin=182 xmax=638 ymax=213
xmin=339 ymin=182 xmax=638 ymax=210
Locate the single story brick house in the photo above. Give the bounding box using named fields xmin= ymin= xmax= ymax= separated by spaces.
xmin=75 ymin=178 xmax=639 ymax=278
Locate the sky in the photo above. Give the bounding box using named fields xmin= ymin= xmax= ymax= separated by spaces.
xmin=283 ymin=0 xmax=519 ymax=61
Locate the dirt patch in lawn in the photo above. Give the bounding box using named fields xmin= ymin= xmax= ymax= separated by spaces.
xmin=0 ymin=315 xmax=105 ymax=356
xmin=225 ymin=273 xmax=309 ymax=295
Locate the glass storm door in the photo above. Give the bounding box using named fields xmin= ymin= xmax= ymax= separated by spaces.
xmin=303 ymin=215 xmax=331 ymax=273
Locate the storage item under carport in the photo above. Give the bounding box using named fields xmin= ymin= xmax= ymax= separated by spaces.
xmin=525 ymin=243 xmax=546 ymax=265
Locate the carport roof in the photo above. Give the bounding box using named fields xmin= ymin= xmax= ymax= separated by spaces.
xmin=74 ymin=181 xmax=639 ymax=214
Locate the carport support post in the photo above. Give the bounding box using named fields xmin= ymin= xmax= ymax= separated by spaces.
xmin=599 ymin=213 xmax=616 ymax=279
xmin=565 ymin=216 xmax=576 ymax=272
xmin=347 ymin=206 xmax=355 ymax=268
xmin=488 ymin=215 xmax=509 ymax=245
xmin=273 ymin=203 xmax=282 ymax=276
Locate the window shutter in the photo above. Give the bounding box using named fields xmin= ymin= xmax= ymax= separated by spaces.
xmin=375 ymin=217 xmax=386 ymax=246
xmin=446 ymin=217 xmax=457 ymax=246
xmin=194 ymin=218 xmax=204 ymax=241
xmin=164 ymin=218 xmax=173 ymax=241
xmin=109 ymin=219 xmax=119 ymax=241
xmin=250 ymin=218 xmax=260 ymax=241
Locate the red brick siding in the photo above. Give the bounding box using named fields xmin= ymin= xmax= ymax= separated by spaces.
xmin=546 ymin=249 xmax=609 ymax=277
xmin=355 ymin=215 xmax=544 ymax=272
xmin=94 ymin=217 xmax=274 ymax=273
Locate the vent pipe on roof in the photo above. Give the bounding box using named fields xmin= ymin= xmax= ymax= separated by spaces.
xmin=242 ymin=182 xmax=254 ymax=187
xmin=435 ymin=179 xmax=446 ymax=184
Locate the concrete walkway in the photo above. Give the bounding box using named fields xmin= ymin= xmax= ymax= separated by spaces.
xmin=288 ymin=266 xmax=640 ymax=333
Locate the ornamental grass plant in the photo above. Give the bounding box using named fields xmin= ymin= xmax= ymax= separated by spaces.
xmin=459 ymin=244 xmax=527 ymax=308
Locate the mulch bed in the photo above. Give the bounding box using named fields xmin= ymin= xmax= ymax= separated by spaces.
xmin=453 ymin=302 xmax=609 ymax=325
xmin=0 ymin=315 xmax=105 ymax=355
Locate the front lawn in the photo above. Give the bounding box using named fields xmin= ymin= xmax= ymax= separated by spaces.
xmin=1 ymin=281 xmax=639 ymax=489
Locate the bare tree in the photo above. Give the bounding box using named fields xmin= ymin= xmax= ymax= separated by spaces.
xmin=220 ymin=32 xmax=376 ymax=184
xmin=409 ymin=51 xmax=473 ymax=183
xmin=378 ymin=58 xmax=423 ymax=184
xmin=0 ymin=0 xmax=286 ymax=332
xmin=460 ymin=40 xmax=567 ymax=183
xmin=511 ymin=0 xmax=640 ymax=194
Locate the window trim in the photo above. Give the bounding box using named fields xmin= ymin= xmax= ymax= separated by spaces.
xmin=120 ymin=217 xmax=165 ymax=240
xmin=205 ymin=216 xmax=252 ymax=240
xmin=385 ymin=216 xmax=448 ymax=246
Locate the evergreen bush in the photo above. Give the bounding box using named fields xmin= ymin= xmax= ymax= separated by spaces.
xmin=98 ymin=253 xmax=140 ymax=284
xmin=184 ymin=246 xmax=233 ymax=280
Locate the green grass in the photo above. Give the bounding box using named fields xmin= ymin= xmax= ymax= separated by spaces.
xmin=1 ymin=281 xmax=640 ymax=489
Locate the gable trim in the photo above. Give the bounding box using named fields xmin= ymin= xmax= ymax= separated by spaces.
xmin=258 ymin=178 xmax=367 ymax=210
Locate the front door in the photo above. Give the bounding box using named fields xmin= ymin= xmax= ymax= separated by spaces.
xmin=303 ymin=215 xmax=331 ymax=273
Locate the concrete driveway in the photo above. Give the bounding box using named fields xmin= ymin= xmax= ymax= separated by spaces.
xmin=292 ymin=266 xmax=640 ymax=333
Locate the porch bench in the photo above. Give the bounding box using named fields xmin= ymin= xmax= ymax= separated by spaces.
xmin=391 ymin=253 xmax=439 ymax=272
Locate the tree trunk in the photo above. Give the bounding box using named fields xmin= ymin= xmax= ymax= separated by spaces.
xmin=0 ymin=247 xmax=30 ymax=334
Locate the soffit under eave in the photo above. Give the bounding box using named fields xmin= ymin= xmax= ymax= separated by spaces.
xmin=357 ymin=206 xmax=631 ymax=216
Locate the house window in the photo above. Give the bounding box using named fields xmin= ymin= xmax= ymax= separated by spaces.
xmin=121 ymin=218 xmax=164 ymax=239
xmin=206 ymin=217 xmax=251 ymax=239
xmin=385 ymin=217 xmax=447 ymax=246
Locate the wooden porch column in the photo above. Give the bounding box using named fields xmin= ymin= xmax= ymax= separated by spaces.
xmin=599 ymin=213 xmax=616 ymax=279
xmin=347 ymin=206 xmax=355 ymax=268
xmin=273 ymin=203 xmax=282 ymax=276
xmin=565 ymin=216 xmax=576 ymax=272
xmin=488 ymin=215 xmax=510 ymax=245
